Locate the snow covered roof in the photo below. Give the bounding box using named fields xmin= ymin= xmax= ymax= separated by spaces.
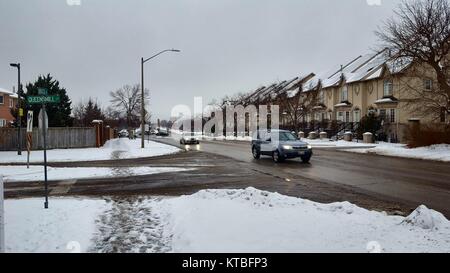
xmin=374 ymin=97 xmax=399 ymax=104
xmin=0 ymin=87 xmax=14 ymax=95
xmin=313 ymin=49 xmax=413 ymax=91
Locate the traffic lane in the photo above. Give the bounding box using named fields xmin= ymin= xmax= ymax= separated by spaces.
xmin=151 ymin=136 xmax=450 ymax=216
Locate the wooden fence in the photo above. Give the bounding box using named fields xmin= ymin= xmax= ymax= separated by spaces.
xmin=0 ymin=127 xmax=96 ymax=151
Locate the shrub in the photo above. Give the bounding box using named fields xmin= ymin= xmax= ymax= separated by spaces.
xmin=356 ymin=113 xmax=382 ymax=139
xmin=406 ymin=124 xmax=450 ymax=148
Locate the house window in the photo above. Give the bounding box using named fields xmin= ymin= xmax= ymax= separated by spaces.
xmin=0 ymin=95 xmax=4 ymax=104
xmin=319 ymin=91 xmax=325 ymax=104
xmin=441 ymin=108 xmax=447 ymax=123
xmin=0 ymin=119 xmax=5 ymax=127
xmin=9 ymin=97 xmax=14 ymax=108
xmin=345 ymin=111 xmax=350 ymax=122
xmin=379 ymin=109 xmax=387 ymax=119
xmin=337 ymin=112 xmax=344 ymax=122
xmin=341 ymin=85 xmax=348 ymax=102
xmin=383 ymin=79 xmax=394 ymax=97
xmin=353 ymin=111 xmax=361 ymax=123
xmin=423 ymin=79 xmax=433 ymax=91
xmin=389 ymin=109 xmax=396 ymax=123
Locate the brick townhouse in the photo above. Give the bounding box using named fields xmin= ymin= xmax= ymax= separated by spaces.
xmin=0 ymin=87 xmax=18 ymax=127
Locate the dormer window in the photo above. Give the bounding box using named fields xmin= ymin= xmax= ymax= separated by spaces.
xmin=423 ymin=79 xmax=432 ymax=91
xmin=383 ymin=79 xmax=394 ymax=97
xmin=341 ymin=85 xmax=348 ymax=102
xmin=319 ymin=90 xmax=325 ymax=104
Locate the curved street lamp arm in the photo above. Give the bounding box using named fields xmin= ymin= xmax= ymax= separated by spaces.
xmin=143 ymin=49 xmax=180 ymax=63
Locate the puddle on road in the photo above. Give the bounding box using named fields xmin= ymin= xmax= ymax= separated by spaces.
xmin=89 ymin=196 xmax=170 ymax=253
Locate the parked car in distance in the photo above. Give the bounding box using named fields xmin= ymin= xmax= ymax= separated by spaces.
xmin=156 ymin=128 xmax=170 ymax=136
xmin=118 ymin=129 xmax=129 ymax=138
xmin=251 ymin=129 xmax=312 ymax=163
xmin=180 ymin=132 xmax=200 ymax=145
xmin=149 ymin=128 xmax=158 ymax=135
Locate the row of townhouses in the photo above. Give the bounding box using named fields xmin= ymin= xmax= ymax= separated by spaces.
xmin=238 ymin=48 xmax=448 ymax=142
xmin=0 ymin=87 xmax=18 ymax=127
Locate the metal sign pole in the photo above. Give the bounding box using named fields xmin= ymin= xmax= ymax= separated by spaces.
xmin=0 ymin=176 xmax=5 ymax=253
xmin=26 ymin=111 xmax=33 ymax=169
xmin=43 ymin=103 xmax=49 ymax=209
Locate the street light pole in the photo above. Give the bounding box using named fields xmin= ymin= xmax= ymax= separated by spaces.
xmin=141 ymin=57 xmax=145 ymax=149
xmin=140 ymin=49 xmax=180 ymax=149
xmin=10 ymin=63 xmax=22 ymax=155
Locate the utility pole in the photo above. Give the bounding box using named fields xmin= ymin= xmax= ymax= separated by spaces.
xmin=141 ymin=57 xmax=145 ymax=149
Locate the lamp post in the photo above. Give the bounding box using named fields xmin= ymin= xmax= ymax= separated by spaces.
xmin=10 ymin=63 xmax=22 ymax=155
xmin=141 ymin=49 xmax=180 ymax=148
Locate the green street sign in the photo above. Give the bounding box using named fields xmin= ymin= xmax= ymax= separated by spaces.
xmin=38 ymin=88 xmax=48 ymax=96
xmin=27 ymin=95 xmax=60 ymax=104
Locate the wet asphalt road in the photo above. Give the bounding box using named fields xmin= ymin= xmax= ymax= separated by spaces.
xmin=3 ymin=135 xmax=450 ymax=217
xmin=151 ymin=136 xmax=450 ymax=217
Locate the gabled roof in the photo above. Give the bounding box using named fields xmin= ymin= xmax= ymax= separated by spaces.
xmin=255 ymin=83 xmax=277 ymax=102
xmin=243 ymin=86 xmax=266 ymax=104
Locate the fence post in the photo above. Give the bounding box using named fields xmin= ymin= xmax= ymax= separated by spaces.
xmin=0 ymin=176 xmax=5 ymax=253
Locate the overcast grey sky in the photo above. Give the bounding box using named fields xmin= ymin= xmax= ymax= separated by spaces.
xmin=0 ymin=0 xmax=401 ymax=120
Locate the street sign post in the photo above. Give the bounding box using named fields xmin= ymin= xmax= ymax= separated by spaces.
xmin=27 ymin=89 xmax=60 ymax=209
xmin=26 ymin=111 xmax=34 ymax=169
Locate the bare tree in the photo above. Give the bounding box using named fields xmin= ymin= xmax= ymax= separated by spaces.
xmin=376 ymin=0 xmax=450 ymax=120
xmin=109 ymin=84 xmax=150 ymax=128
xmin=278 ymin=85 xmax=321 ymax=133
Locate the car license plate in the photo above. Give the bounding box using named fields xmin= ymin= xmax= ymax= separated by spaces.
xmin=297 ymin=151 xmax=305 ymax=155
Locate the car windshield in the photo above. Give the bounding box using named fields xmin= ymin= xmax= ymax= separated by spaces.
xmin=278 ymin=132 xmax=298 ymax=141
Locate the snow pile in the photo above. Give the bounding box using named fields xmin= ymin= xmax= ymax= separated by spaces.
xmin=1 ymin=166 xmax=193 ymax=182
xmin=402 ymin=205 xmax=449 ymax=231
xmin=5 ymin=197 xmax=109 ymax=253
xmin=348 ymin=143 xmax=450 ymax=162
xmin=0 ymin=139 xmax=180 ymax=163
xmin=155 ymin=187 xmax=450 ymax=253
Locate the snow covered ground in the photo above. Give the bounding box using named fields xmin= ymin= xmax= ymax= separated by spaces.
xmin=5 ymin=188 xmax=450 ymax=253
xmin=0 ymin=166 xmax=193 ymax=182
xmin=155 ymin=188 xmax=450 ymax=253
xmin=5 ymin=197 xmax=110 ymax=253
xmin=344 ymin=143 xmax=450 ymax=162
xmin=0 ymin=138 xmax=180 ymax=164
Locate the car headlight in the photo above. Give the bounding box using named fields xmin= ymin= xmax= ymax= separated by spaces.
xmin=307 ymin=144 xmax=312 ymax=149
xmin=282 ymin=145 xmax=293 ymax=150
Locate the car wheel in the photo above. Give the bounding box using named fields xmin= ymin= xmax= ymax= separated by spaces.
xmin=252 ymin=146 xmax=261 ymax=159
xmin=272 ymin=150 xmax=284 ymax=163
xmin=301 ymin=155 xmax=311 ymax=163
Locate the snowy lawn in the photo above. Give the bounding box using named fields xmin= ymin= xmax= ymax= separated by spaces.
xmin=5 ymin=197 xmax=110 ymax=253
xmin=345 ymin=143 xmax=450 ymax=162
xmin=0 ymin=138 xmax=180 ymax=164
xmin=0 ymin=166 xmax=193 ymax=182
xmin=5 ymin=188 xmax=450 ymax=253
xmin=155 ymin=188 xmax=450 ymax=253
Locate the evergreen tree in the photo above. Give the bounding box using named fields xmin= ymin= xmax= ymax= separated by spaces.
xmin=25 ymin=74 xmax=73 ymax=127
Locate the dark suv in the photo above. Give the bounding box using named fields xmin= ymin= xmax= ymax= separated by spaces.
xmin=251 ymin=130 xmax=313 ymax=163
